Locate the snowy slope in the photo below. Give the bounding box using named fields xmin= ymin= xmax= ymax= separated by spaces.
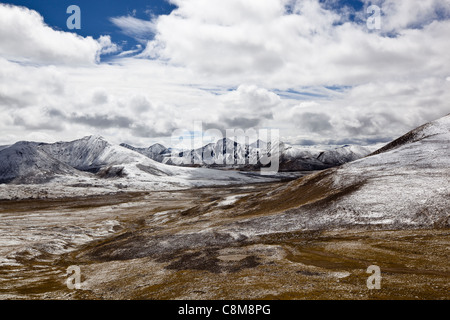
xmin=120 ymin=143 xmax=169 ymax=163
xmin=228 ymin=114 xmax=450 ymax=233
xmin=0 ymin=136 xmax=275 ymax=199
xmin=279 ymin=144 xmax=373 ymax=171
xmin=0 ymin=141 xmax=81 ymax=184
xmin=317 ymin=145 xmax=373 ymax=165
xmin=319 ymin=114 xmax=450 ymax=228
xmin=41 ymin=135 xmax=113 ymax=171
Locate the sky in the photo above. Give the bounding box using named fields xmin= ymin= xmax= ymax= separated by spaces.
xmin=0 ymin=0 xmax=450 ymax=148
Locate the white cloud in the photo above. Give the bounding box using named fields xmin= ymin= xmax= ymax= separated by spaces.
xmin=135 ymin=0 xmax=450 ymax=88
xmin=97 ymin=36 xmax=120 ymax=56
xmin=223 ymin=85 xmax=281 ymax=111
xmin=1 ymin=1 xmax=450 ymax=147
xmin=0 ymin=4 xmax=116 ymax=65
xmin=364 ymin=0 xmax=450 ymax=32
xmin=117 ymin=45 xmax=143 ymax=57
xmin=110 ymin=15 xmax=157 ymax=44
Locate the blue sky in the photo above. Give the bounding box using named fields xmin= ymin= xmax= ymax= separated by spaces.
xmin=1 ymin=0 xmax=368 ymax=56
xmin=1 ymin=0 xmax=176 ymax=53
xmin=0 ymin=0 xmax=449 ymax=147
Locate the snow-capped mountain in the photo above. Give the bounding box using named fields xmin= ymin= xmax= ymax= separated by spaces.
xmin=163 ymin=138 xmax=251 ymax=167
xmin=232 ymin=114 xmax=450 ymax=232
xmin=0 ymin=136 xmax=275 ymax=199
xmin=124 ymin=138 xmax=373 ymax=171
xmin=0 ymin=141 xmax=80 ymax=184
xmin=0 ymin=135 xmax=170 ymax=184
xmin=279 ymin=144 xmax=374 ymax=171
xmin=317 ymin=145 xmax=373 ymax=165
xmin=41 ymin=135 xmax=120 ymax=172
xmin=120 ymin=143 xmax=170 ymax=163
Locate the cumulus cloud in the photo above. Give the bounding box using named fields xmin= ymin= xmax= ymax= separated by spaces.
xmin=1 ymin=1 xmax=450 ymax=148
xmin=0 ymin=4 xmax=117 ymax=65
xmin=135 ymin=0 xmax=450 ymax=88
xmin=365 ymin=0 xmax=450 ymax=32
xmin=92 ymin=91 xmax=109 ymax=105
xmin=296 ymin=112 xmax=333 ymax=133
xmin=97 ymin=35 xmax=120 ymax=56
xmin=221 ymin=85 xmax=280 ymax=120
xmin=68 ymin=113 xmax=133 ymax=129
xmin=223 ymin=117 xmax=262 ymax=129
xmin=10 ymin=106 xmax=65 ymax=132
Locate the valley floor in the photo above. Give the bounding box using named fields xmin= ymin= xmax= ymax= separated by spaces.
xmin=0 ymin=183 xmax=448 ymax=300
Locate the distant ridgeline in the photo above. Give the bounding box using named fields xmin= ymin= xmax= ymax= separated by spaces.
xmin=121 ymin=138 xmax=373 ymax=171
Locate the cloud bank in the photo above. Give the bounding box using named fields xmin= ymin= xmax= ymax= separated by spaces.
xmin=1 ymin=0 xmax=450 ymax=148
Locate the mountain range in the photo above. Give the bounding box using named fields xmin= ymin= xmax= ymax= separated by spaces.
xmin=0 ymin=135 xmax=275 ymax=199
xmin=0 ymin=135 xmax=373 ymax=188
xmin=121 ymin=138 xmax=374 ymax=171
xmin=1 ymin=113 xmax=448 ymax=213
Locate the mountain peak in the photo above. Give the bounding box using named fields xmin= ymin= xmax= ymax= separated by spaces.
xmin=149 ymin=143 xmax=167 ymax=150
xmin=82 ymin=135 xmax=107 ymax=142
xmin=372 ymin=114 xmax=450 ymax=156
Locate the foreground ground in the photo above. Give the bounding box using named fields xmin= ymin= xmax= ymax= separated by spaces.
xmin=0 ymin=182 xmax=448 ymax=300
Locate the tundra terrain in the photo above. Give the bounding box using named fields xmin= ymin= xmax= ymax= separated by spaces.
xmin=0 ymin=184 xmax=448 ymax=300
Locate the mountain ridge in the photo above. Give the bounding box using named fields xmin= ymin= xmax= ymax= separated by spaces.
xmin=122 ymin=138 xmax=374 ymax=171
xmin=229 ymin=114 xmax=450 ymax=231
xmin=0 ymin=135 xmax=278 ymax=199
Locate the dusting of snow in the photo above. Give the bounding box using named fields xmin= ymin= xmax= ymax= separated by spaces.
xmin=0 ymin=136 xmax=277 ymax=200
xmin=217 ymin=195 xmax=246 ymax=206
xmin=214 ymin=114 xmax=450 ymax=235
